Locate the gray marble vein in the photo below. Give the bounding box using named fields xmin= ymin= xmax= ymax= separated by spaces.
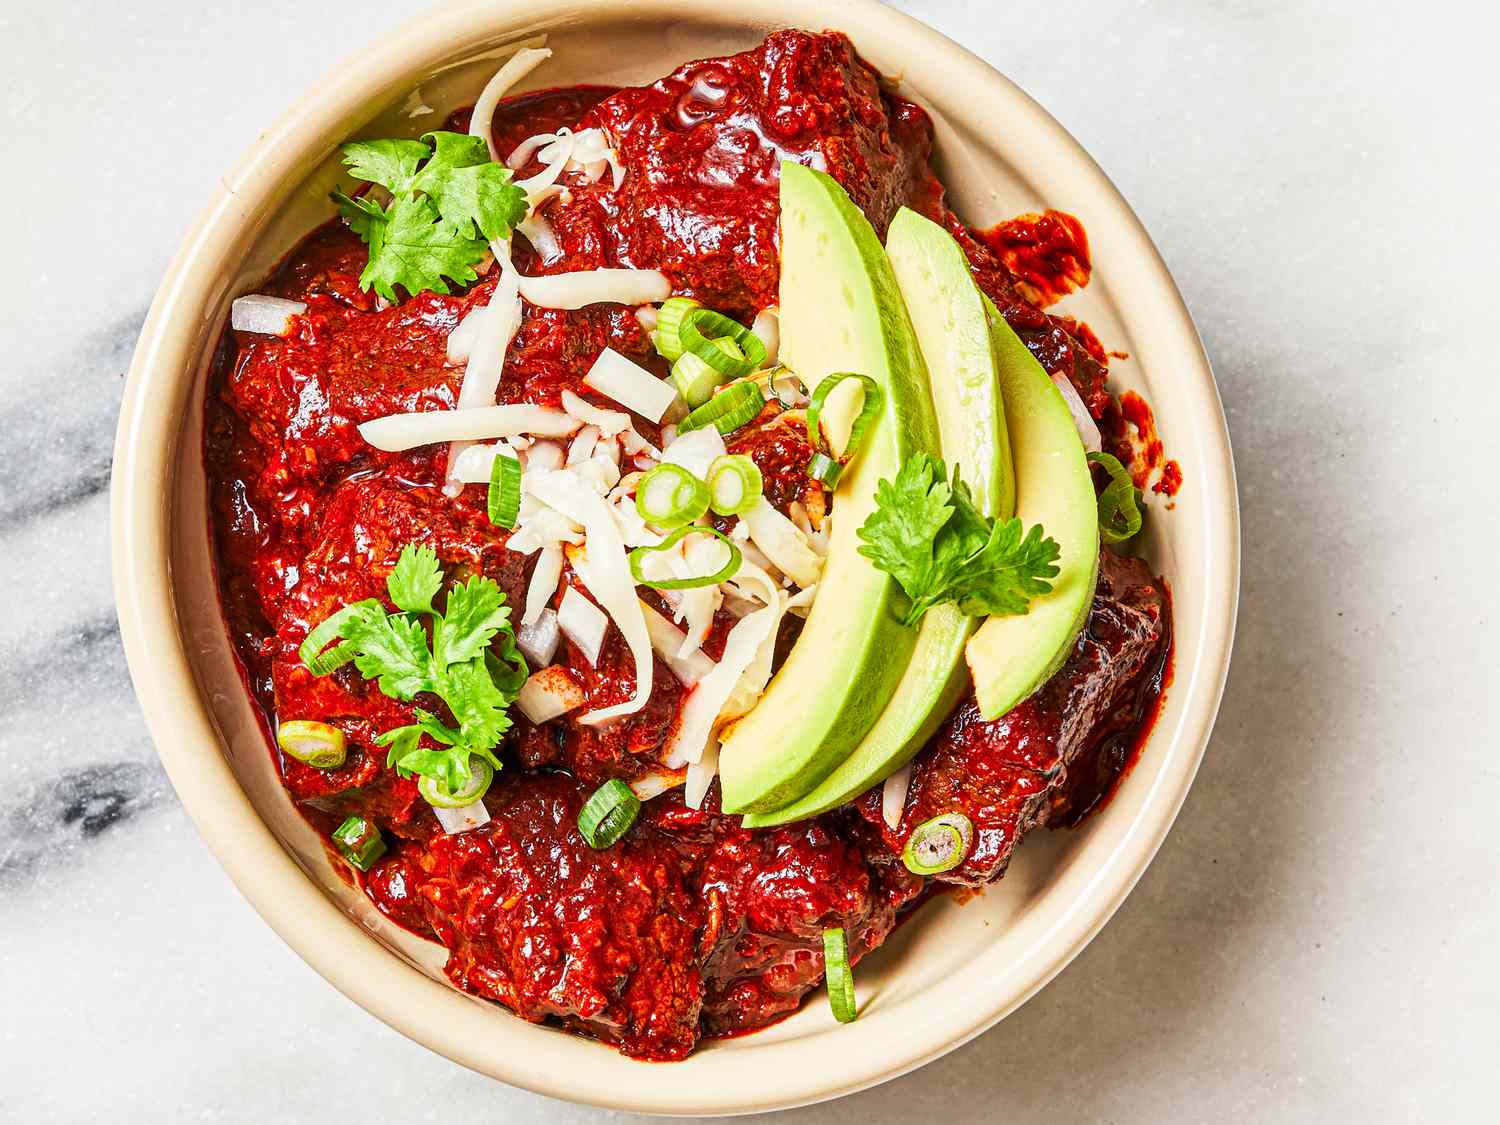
xmin=2 ymin=1 xmax=1497 ymax=1122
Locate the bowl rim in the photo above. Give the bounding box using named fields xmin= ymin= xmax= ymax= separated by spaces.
xmin=110 ymin=0 xmax=1239 ymax=1113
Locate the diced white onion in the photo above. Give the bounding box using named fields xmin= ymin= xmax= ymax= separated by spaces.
xmin=751 ymin=306 xmax=779 ymax=366
xmin=434 ymin=801 xmax=491 ymax=835
xmin=635 ymin=305 xmax=659 ymax=332
xmin=517 ymin=269 xmax=671 ymax=310
xmin=529 ymin=470 xmax=654 ymax=724
xmin=446 ymin=441 xmax=517 ymax=485
xmin=561 ymin=388 xmax=631 ymax=436
xmin=516 ymin=664 xmax=585 ymax=723
xmin=619 ymin=427 xmax=663 ymax=460
xmin=882 ymin=764 xmax=912 ymax=829
xmin=638 ymin=601 xmax=716 ymax=686
xmin=741 ymin=498 xmax=822 ymax=588
xmin=358 ymin=404 xmax=580 ymax=451
xmin=1051 ymin=372 xmax=1103 ymax=453
xmin=523 ymin=545 xmax=565 ymax=626
xmin=557 ymin=585 xmax=609 ymax=667
xmin=684 ymin=736 xmax=719 ymax=810
xmin=584 ymin=348 xmax=678 ymax=424
xmin=629 ymin=768 xmax=687 ymax=801
xmin=231 ymin=294 xmax=306 ymax=336
xmin=661 ymin=425 xmax=726 ymax=480
xmin=516 ymin=606 xmax=560 ymax=667
xmin=469 ymin=47 xmax=554 ymax=162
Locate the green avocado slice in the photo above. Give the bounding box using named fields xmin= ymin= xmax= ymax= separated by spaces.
xmin=716 ymin=165 xmax=941 ymax=815
xmin=742 ymin=207 xmax=1014 ymax=827
xmin=966 ymin=295 xmax=1099 ymax=719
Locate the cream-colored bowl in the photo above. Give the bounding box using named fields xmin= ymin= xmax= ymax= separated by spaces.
xmin=111 ymin=0 xmax=1238 ymax=1113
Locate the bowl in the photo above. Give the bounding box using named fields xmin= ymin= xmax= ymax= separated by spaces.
xmin=111 ymin=0 xmax=1238 ymax=1113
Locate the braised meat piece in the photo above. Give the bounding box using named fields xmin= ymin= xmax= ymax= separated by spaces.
xmin=400 ymin=773 xmax=707 ymax=1060
xmin=863 ymin=552 xmax=1167 ymax=886
xmin=693 ymin=813 xmax=922 ymax=1034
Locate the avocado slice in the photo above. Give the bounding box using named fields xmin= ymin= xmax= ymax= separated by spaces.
xmin=716 ymin=165 xmax=941 ymax=815
xmin=966 ymin=296 xmax=1099 ymax=719
xmin=742 ymin=207 xmax=1015 ymax=827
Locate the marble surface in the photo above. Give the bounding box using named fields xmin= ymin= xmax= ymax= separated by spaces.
xmin=2 ymin=0 xmax=1496 ymax=1120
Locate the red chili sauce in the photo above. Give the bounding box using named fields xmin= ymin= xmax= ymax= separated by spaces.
xmin=205 ymin=30 xmax=1174 ymax=1060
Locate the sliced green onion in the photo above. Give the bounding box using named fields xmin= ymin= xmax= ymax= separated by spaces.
xmin=332 ymin=815 xmax=386 ymax=872
xmin=901 ymin=812 xmax=974 ymax=875
xmin=418 ymin=758 xmax=495 ymax=809
xmin=671 ymin=350 xmax=727 ymax=408
xmin=487 ymin=450 xmax=522 ymax=528
xmin=628 ymin=526 xmax=742 ymax=589
xmin=758 ymin=366 xmax=806 ymax=409
xmin=1087 ymin=451 xmax=1144 ymax=544
xmin=806 ymin=372 xmax=883 ymax=463
xmin=652 ymin=296 xmax=702 ymax=362
xmin=679 ymin=308 xmax=767 ymax=376
xmin=297 ymin=600 xmax=378 ymax=676
xmin=677 ymin=381 xmax=765 ymax=435
xmin=578 ymin=778 xmax=641 ymax=849
xmin=276 ymin=719 xmax=347 ymax=769
xmin=635 ymin=464 xmax=711 ymax=529
xmin=705 ymin=455 xmax=764 ymax=516
xmin=807 ymin=451 xmax=843 ymax=489
xmin=823 ymin=928 xmax=857 ymax=1023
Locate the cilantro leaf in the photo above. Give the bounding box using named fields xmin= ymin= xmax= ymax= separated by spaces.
xmin=388 ymin=544 xmax=443 ymax=615
xmin=437 ymin=575 xmax=512 ymax=668
xmin=856 ymin=454 xmax=1062 ymax=626
xmin=355 ymin=195 xmax=486 ymax=304
xmin=341 ymin=138 xmax=430 ymax=195
xmin=332 ymin=130 xmax=528 ymax=302
xmin=303 ymin=544 xmax=528 ymax=793
xmin=341 ymin=610 xmax=434 ymax=699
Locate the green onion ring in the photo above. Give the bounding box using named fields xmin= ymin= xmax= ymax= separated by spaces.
xmin=276 ymin=719 xmax=347 ymax=769
xmin=634 ymin=464 xmax=711 ymax=529
xmin=628 ymin=526 xmax=743 ymax=590
xmin=805 ymin=372 xmax=883 ymax=465
xmin=678 ymin=307 xmax=767 ymax=376
xmin=332 ymin=815 xmax=386 ymax=872
xmin=578 ymin=778 xmax=641 ymax=849
xmin=651 ymin=296 xmax=702 ymax=362
xmin=487 ymin=450 xmax=522 ymax=528
xmin=705 ymin=454 xmax=764 ymax=516
xmin=901 ymin=812 xmax=974 ymax=875
xmin=806 ymin=451 xmax=843 ymax=489
xmin=671 ymin=350 xmax=728 ymax=408
xmin=677 ymin=381 xmax=765 ymax=436
xmin=298 ymin=599 xmax=380 ymax=676
xmin=1087 ymin=451 xmax=1144 ymax=544
xmin=822 ymin=927 xmax=857 ymax=1023
xmin=418 ymin=758 xmax=495 ymax=809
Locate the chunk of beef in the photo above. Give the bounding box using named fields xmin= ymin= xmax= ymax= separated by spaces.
xmin=692 ymin=813 xmax=922 ymax=1034
xmin=400 ymin=773 xmax=707 ymax=1060
xmin=862 ymin=552 xmax=1167 ymax=887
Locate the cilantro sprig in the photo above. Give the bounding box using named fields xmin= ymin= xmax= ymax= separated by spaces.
xmin=856 ymin=454 xmax=1062 ymax=627
xmin=300 ymin=544 xmax=527 ymax=792
xmin=332 ymin=131 xmax=528 ymax=303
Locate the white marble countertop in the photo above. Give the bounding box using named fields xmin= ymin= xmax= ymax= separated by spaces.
xmin=2 ymin=0 xmax=1495 ymax=1120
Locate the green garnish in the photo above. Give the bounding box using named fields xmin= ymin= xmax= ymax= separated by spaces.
xmin=487 ymin=449 xmax=522 ymax=528
xmin=822 ymin=928 xmax=857 ymax=1023
xmin=332 ymin=815 xmax=386 ymax=872
xmin=1086 ymin=451 xmax=1144 ymax=544
xmin=901 ymin=812 xmax=974 ymax=875
xmin=300 ymin=544 xmax=527 ymax=793
xmin=857 ymin=453 xmax=1061 ymax=627
xmin=577 ymin=779 xmax=641 ymax=849
xmin=628 ymin=526 xmax=743 ymax=590
xmin=332 ymin=131 xmax=528 ymax=303
xmin=275 ymin=719 xmax=347 ymax=770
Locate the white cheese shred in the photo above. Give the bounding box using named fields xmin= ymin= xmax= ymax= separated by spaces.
xmin=469 ymin=47 xmax=554 ymax=162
